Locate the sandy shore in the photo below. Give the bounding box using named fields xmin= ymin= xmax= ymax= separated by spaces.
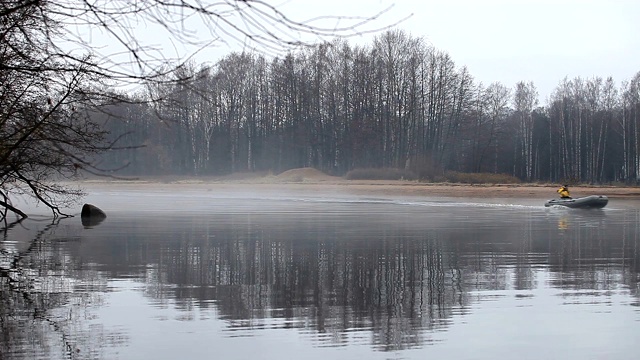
xmin=80 ymin=175 xmax=640 ymax=200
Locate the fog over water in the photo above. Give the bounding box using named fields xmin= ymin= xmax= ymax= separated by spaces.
xmin=1 ymin=184 xmax=639 ymax=360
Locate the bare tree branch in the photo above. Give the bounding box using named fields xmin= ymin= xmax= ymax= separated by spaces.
xmin=0 ymin=0 xmax=401 ymax=222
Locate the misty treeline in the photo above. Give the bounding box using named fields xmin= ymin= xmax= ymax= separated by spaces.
xmin=100 ymin=30 xmax=640 ymax=184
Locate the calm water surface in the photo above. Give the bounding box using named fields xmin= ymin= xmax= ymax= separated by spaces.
xmin=1 ymin=186 xmax=639 ymax=360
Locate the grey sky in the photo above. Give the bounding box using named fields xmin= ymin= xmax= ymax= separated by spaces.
xmin=79 ymin=0 xmax=639 ymax=101
xmin=274 ymin=0 xmax=640 ymax=101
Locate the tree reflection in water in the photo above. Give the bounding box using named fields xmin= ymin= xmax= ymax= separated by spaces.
xmin=0 ymin=218 xmax=127 ymax=359
xmin=0 ymin=206 xmax=639 ymax=358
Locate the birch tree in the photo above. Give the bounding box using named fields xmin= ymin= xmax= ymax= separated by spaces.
xmin=474 ymin=82 xmax=510 ymax=173
xmin=0 ymin=0 xmax=392 ymax=222
xmin=513 ymin=81 xmax=538 ymax=180
xmin=620 ymin=73 xmax=640 ymax=182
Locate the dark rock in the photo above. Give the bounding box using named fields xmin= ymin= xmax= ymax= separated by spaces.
xmin=81 ymin=203 xmax=106 ymax=219
xmin=81 ymin=204 xmax=106 ymax=227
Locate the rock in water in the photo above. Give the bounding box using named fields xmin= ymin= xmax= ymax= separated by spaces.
xmin=81 ymin=203 xmax=106 ymax=219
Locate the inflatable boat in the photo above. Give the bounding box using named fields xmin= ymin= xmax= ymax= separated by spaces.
xmin=544 ymin=195 xmax=608 ymax=209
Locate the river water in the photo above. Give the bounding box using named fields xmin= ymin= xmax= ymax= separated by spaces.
xmin=1 ymin=185 xmax=639 ymax=360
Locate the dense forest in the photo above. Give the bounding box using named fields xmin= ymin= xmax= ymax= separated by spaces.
xmin=99 ymin=30 xmax=640 ymax=184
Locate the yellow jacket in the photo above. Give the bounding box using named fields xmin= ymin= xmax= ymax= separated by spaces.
xmin=557 ymin=186 xmax=571 ymax=198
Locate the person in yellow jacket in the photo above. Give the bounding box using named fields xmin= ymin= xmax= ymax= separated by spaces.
xmin=557 ymin=185 xmax=571 ymax=199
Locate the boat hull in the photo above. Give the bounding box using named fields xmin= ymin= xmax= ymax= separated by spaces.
xmin=544 ymin=195 xmax=608 ymax=209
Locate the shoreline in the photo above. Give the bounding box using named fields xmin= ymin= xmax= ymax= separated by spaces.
xmin=76 ymin=177 xmax=640 ymax=200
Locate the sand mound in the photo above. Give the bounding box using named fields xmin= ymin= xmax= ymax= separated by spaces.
xmin=275 ymin=167 xmax=339 ymax=182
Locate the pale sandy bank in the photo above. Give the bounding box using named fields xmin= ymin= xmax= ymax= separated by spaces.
xmin=79 ymin=167 xmax=640 ymax=200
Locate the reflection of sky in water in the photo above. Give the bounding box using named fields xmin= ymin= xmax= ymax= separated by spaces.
xmin=93 ymin=271 xmax=638 ymax=360
xmin=2 ymin=185 xmax=639 ymax=360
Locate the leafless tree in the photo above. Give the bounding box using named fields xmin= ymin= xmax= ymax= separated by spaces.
xmin=466 ymin=82 xmax=511 ymax=173
xmin=0 ymin=0 xmax=398 ymax=222
xmin=513 ymin=81 xmax=538 ymax=180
